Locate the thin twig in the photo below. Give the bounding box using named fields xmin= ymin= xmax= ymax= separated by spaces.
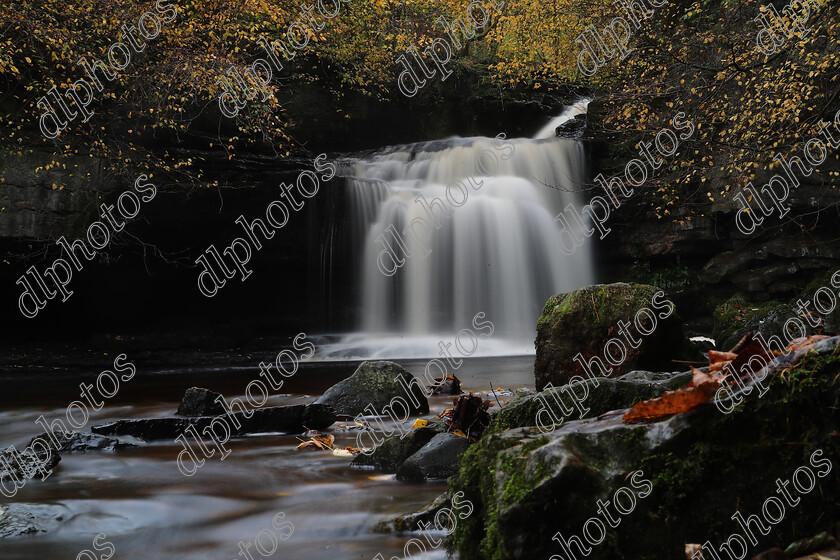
xmin=591 ymin=294 xmax=600 ymax=323
xmin=489 ymin=383 xmax=503 ymax=408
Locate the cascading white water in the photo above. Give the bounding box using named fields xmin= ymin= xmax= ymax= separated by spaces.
xmin=318 ymin=117 xmax=595 ymax=359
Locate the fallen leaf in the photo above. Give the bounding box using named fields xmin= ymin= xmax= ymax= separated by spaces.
xmin=411 ymin=419 xmax=428 ymax=428
xmin=709 ymin=350 xmax=737 ymax=363
xmin=624 ymin=367 xmax=722 ymax=422
xmin=297 ymin=433 xmax=335 ymax=450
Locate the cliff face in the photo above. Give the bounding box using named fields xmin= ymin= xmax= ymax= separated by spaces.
xmin=0 ymin=91 xmax=565 ymax=343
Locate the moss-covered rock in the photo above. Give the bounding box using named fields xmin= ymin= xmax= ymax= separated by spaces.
xmin=535 ymin=283 xmax=685 ymax=390
xmin=449 ymin=338 xmax=840 ymax=560
xmin=712 ymin=297 xmax=796 ymax=350
xmin=489 ymin=370 xmax=692 ymax=434
xmin=314 ymin=360 xmax=429 ymax=416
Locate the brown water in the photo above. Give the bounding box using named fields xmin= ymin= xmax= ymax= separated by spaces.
xmin=1 ymin=355 xmax=534 ymax=560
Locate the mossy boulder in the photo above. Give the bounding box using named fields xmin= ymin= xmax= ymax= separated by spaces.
xmin=488 ymin=370 xmax=692 ymax=434
xmin=535 ymin=283 xmax=685 ymax=390
xmin=449 ymin=338 xmax=840 ymax=560
xmin=314 ymin=360 xmax=429 ymax=416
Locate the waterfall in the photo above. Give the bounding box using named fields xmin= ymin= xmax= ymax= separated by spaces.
xmin=317 ymin=117 xmax=595 ymax=359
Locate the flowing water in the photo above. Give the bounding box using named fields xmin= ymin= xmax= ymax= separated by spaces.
xmin=1 ymin=357 xmax=533 ymax=560
xmin=3 ymin=110 xmax=592 ymax=559
xmin=317 ymin=118 xmax=595 ymax=359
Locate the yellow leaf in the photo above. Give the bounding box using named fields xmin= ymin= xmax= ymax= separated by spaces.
xmin=412 ymin=419 xmax=428 ymax=428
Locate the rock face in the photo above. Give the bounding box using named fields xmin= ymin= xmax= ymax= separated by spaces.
xmin=314 ymin=361 xmax=429 ymax=416
xmin=534 ymin=283 xmax=685 ymax=390
xmin=449 ymin=338 xmax=840 ymax=560
xmin=396 ymin=433 xmax=470 ymax=481
xmin=176 ymin=387 xmax=226 ymax=416
xmin=92 ymin=404 xmax=335 ymax=440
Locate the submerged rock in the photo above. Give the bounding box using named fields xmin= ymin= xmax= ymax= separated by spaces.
xmin=0 ymin=504 xmax=68 ymax=539
xmin=373 ymin=493 xmax=450 ymax=533
xmin=315 ymin=361 xmax=429 ymax=416
xmin=92 ymin=403 xmax=335 ymax=440
xmin=534 ymin=283 xmax=685 ymax=390
xmin=176 ymin=387 xmax=225 ymax=416
xmin=449 ymin=339 xmax=840 ymax=560
xmin=29 ymin=430 xmax=136 ymax=453
xmin=396 ymin=433 xmax=470 ymax=481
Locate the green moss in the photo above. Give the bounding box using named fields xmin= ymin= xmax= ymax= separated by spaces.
xmin=450 ymin=344 xmax=840 ymax=560
xmin=712 ymin=296 xmax=782 ymax=343
xmin=498 ymin=437 xmax=550 ymax=508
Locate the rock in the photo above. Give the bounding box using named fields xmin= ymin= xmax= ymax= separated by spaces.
xmin=396 ymin=433 xmax=470 ymax=481
xmin=489 ymin=369 xmax=692 ymax=433
xmin=373 ymin=493 xmax=449 ymax=533
xmin=351 ymin=425 xmax=442 ymax=472
xmin=176 ymin=387 xmax=225 ymax=416
xmin=448 ymin=337 xmax=840 ymax=560
xmin=30 ymin=431 xmax=136 ymax=453
xmin=555 ymin=114 xmax=587 ymax=138
xmin=314 ymin=361 xmax=429 ymax=416
xmin=91 ymin=404 xmax=335 ymax=440
xmin=535 ymin=283 xmax=685 ymax=390
xmin=713 ymin=299 xmax=819 ymax=351
xmin=0 ymin=503 xmax=68 ymax=539
xmin=1 ymin=438 xmax=61 ymax=489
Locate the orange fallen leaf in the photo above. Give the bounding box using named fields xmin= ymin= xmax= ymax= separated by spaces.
xmin=451 ymin=429 xmax=468 ymax=438
xmin=411 ymin=419 xmax=429 ymax=428
xmin=709 ymin=350 xmax=737 ymax=363
xmin=709 ymin=361 xmax=727 ymax=372
xmin=623 ymin=367 xmax=722 ymax=422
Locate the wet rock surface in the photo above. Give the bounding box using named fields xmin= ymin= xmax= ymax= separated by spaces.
xmin=315 ymin=361 xmax=429 ymax=416
xmin=176 ymin=387 xmax=226 ymax=417
xmin=450 ymin=338 xmax=840 ymax=560
xmin=0 ymin=504 xmax=68 ymax=539
xmin=92 ymin=403 xmax=336 ymax=440
xmin=351 ymin=425 xmax=443 ymax=472
xmin=396 ymin=433 xmax=470 ymax=482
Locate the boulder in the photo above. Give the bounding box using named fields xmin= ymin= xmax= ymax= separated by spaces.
xmin=351 ymin=425 xmax=442 ymax=472
xmin=176 ymin=387 xmax=225 ymax=416
xmin=92 ymin=403 xmax=335 ymax=440
xmin=449 ymin=338 xmax=840 ymax=560
xmin=315 ymin=361 xmax=429 ymax=417
xmin=555 ymin=114 xmax=587 ymax=138
xmin=535 ymin=283 xmax=685 ymax=390
xmin=396 ymin=433 xmax=470 ymax=481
